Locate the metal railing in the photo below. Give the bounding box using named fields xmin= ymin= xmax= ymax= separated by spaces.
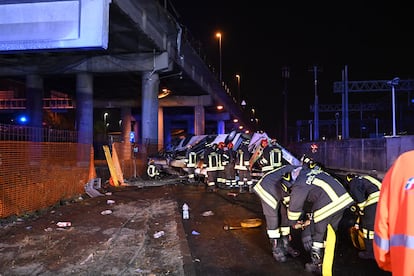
xmin=0 ymin=123 xmax=77 ymax=142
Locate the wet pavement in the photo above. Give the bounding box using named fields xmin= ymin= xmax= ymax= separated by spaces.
xmin=172 ymin=179 xmax=391 ymax=276
xmin=0 ymin=177 xmax=392 ymax=276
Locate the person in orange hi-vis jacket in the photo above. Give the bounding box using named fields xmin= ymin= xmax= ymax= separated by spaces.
xmin=373 ymin=150 xmax=414 ymax=276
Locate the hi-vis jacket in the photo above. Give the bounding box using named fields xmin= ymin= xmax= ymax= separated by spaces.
xmin=253 ymin=164 xmax=298 ymax=210
xmin=287 ymin=168 xmax=354 ymax=224
xmin=349 ymin=175 xmax=381 ymax=212
xmin=235 ymin=144 xmax=250 ymax=171
xmin=374 ymin=150 xmax=414 ymax=276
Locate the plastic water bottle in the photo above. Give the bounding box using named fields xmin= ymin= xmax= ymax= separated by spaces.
xmin=153 ymin=230 xmax=165 ymax=238
xmin=56 ymin=222 xmax=71 ymax=227
xmin=182 ymin=203 xmax=189 ymax=219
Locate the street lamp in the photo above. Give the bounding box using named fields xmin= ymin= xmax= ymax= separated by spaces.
xmin=235 ymin=74 xmax=240 ymax=103
xmin=216 ymin=32 xmax=222 ymax=83
xmin=387 ymin=77 xmax=400 ymax=136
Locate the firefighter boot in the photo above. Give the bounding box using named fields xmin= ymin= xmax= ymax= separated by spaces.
xmin=239 ymin=183 xmax=245 ymax=193
xmin=305 ymin=247 xmax=323 ymax=274
xmin=282 ymin=235 xmax=300 ymax=258
xmin=248 ymin=185 xmax=254 ymax=193
xmin=270 ymin=238 xmax=287 ymax=263
xmin=358 ymin=239 xmax=374 ymax=259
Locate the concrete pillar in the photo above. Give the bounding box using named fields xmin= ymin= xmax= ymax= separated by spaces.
xmin=76 ymin=73 xmax=94 ymax=145
xmin=217 ymin=120 xmax=225 ymax=134
xmin=164 ymin=117 xmax=171 ymax=149
xmin=141 ymin=71 xmax=159 ymax=155
xmin=158 ymin=106 xmax=164 ymax=151
xmin=194 ymin=104 xmax=205 ymax=135
xmin=26 ymin=74 xmax=43 ymax=142
xmin=76 ymin=73 xmax=94 ymax=165
xmin=121 ymin=106 xmax=132 ymax=159
xmin=187 ymin=118 xmax=194 ymax=135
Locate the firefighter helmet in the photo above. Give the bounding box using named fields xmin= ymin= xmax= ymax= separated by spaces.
xmin=346 ymin=173 xmax=356 ymax=183
xmin=227 ymin=142 xmax=233 ymax=149
xmin=261 ymin=138 xmax=268 ymax=147
xmin=218 ymin=141 xmax=225 ymax=149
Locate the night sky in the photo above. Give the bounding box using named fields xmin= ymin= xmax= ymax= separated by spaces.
xmin=169 ymin=1 xmax=413 ymax=138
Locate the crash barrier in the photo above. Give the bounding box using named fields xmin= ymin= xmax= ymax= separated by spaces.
xmin=0 ymin=141 xmax=90 ymax=218
xmin=288 ymin=135 xmax=414 ymax=177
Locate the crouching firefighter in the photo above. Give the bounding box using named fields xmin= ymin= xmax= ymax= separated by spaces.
xmin=252 ymin=164 xmax=300 ymax=262
xmin=286 ymin=165 xmax=354 ymax=275
xmin=345 ymin=173 xmax=382 ymax=259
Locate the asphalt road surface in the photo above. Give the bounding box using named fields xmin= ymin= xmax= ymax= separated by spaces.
xmin=175 ymin=182 xmax=391 ymax=276
xmin=0 ymin=178 xmax=392 ymax=276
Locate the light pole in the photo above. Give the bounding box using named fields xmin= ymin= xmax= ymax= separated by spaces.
xmin=235 ymin=74 xmax=240 ymax=103
xmin=387 ymin=77 xmax=400 ymax=136
xmin=335 ymin=112 xmax=339 ymax=139
xmin=216 ymin=32 xmax=222 ymax=83
xmin=282 ymin=66 xmax=290 ymax=145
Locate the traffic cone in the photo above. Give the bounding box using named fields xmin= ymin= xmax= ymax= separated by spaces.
xmin=88 ymin=145 xmax=97 ymax=180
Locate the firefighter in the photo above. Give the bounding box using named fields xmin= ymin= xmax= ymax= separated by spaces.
xmin=216 ymin=141 xmax=226 ymax=189
xmin=203 ymin=143 xmax=220 ymax=192
xmin=223 ymin=142 xmax=237 ymax=189
xmin=374 ymin=150 xmax=414 ymax=276
xmin=252 ymin=164 xmax=300 ymax=263
xmin=184 ymin=144 xmax=198 ymax=183
xmin=256 ymin=138 xmax=283 ymax=174
xmin=286 ymin=165 xmax=355 ymax=274
xmin=345 ymin=173 xmax=381 ymax=259
xmin=235 ymin=140 xmax=253 ymax=193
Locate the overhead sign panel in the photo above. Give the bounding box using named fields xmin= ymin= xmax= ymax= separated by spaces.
xmin=0 ymin=0 xmax=110 ymax=52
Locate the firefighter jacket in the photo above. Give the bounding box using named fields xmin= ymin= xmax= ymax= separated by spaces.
xmin=349 ymin=175 xmax=381 ymax=213
xmin=222 ymin=147 xmax=235 ymax=166
xmin=287 ymin=167 xmax=354 ymax=224
xmin=203 ymin=146 xmax=223 ymax=172
xmin=259 ymin=145 xmax=283 ymax=172
xmin=235 ymin=144 xmax=250 ymax=171
xmin=185 ymin=149 xmax=198 ymax=168
xmin=374 ymin=150 xmax=414 ymax=276
xmin=253 ymin=164 xmax=298 ymax=209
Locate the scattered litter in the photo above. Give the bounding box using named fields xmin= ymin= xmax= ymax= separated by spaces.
xmin=227 ymin=192 xmax=238 ymax=197
xmin=56 ymin=222 xmax=71 ymax=227
xmin=44 ymin=227 xmax=53 ymax=232
xmin=105 ymin=192 xmax=112 ymax=196
xmin=191 ymin=230 xmax=200 ymax=235
xmin=107 ymin=199 xmax=115 ymax=205
xmin=153 ymin=231 xmax=165 ymax=238
xmin=193 ymin=258 xmax=201 ymax=262
xmin=101 ymin=210 xmax=112 ymax=215
xmin=80 ymin=253 xmax=94 ymax=265
xmin=202 ymin=210 xmax=214 ymax=217
xmin=84 ymin=178 xmax=104 ymax=198
xmin=182 ymin=203 xmax=189 ymax=219
xmin=134 ymin=268 xmax=151 ymax=273
xmin=25 ymin=226 xmax=32 ymax=230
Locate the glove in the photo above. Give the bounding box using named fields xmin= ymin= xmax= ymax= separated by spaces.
xmin=301 ymin=221 xmax=312 ymax=252
xmin=301 ymin=233 xmax=312 ymax=252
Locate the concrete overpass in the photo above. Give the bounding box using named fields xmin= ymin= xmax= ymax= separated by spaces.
xmin=0 ymin=0 xmax=254 ymax=153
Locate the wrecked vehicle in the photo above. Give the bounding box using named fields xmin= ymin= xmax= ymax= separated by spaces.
xmin=146 ymin=131 xmax=301 ymax=180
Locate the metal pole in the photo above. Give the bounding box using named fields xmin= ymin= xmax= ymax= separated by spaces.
xmin=387 ymin=77 xmax=399 ymax=137
xmin=392 ymin=85 xmax=396 ymax=136
xmin=216 ymin=33 xmax=222 ymax=83
xmin=282 ymin=67 xmax=289 ymax=145
xmin=313 ymin=66 xmax=319 ymax=141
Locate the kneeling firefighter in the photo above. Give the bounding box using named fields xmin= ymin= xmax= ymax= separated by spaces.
xmin=252 ymin=164 xmax=300 ymax=262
